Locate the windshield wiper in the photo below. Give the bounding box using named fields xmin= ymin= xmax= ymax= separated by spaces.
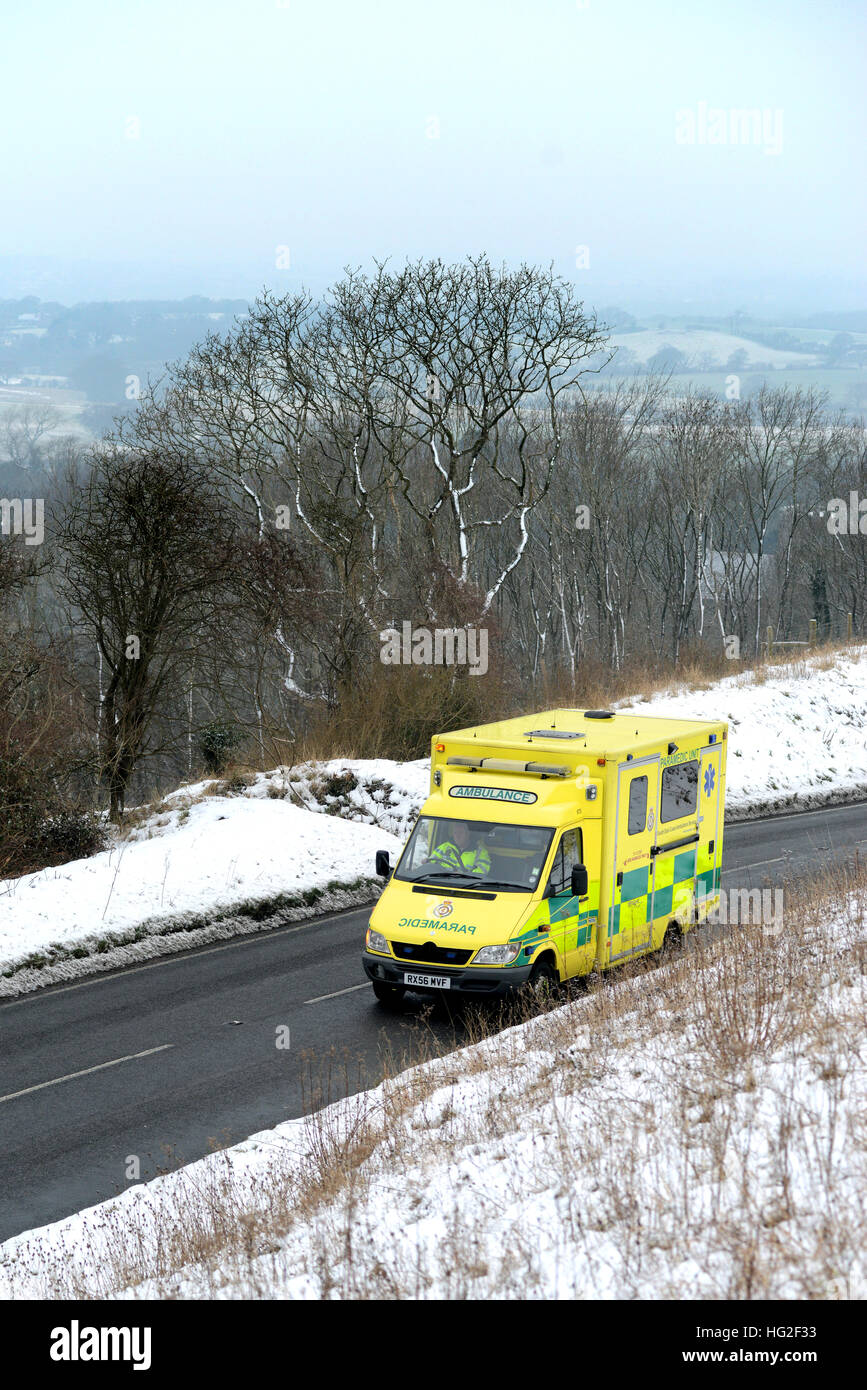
xmin=405 ymin=871 xmax=523 ymax=891
xmin=471 ymin=879 xmax=524 ymax=891
xmin=406 ymin=870 xmax=485 ymax=884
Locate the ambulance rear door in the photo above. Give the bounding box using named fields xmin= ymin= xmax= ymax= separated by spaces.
xmin=610 ymin=756 xmax=659 ymax=960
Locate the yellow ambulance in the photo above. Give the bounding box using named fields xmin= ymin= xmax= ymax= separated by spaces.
xmin=362 ymin=708 xmax=727 ymax=1003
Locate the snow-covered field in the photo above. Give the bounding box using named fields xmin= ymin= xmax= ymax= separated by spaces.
xmin=609 ymin=328 xmax=819 ymax=369
xmin=2 ymin=874 xmax=863 ymax=1300
xmin=1 ymin=649 xmax=865 ymax=996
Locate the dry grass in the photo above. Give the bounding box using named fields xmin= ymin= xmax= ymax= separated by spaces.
xmin=294 ymin=637 xmax=864 ymax=763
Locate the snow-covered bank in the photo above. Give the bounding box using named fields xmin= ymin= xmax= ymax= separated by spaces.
xmin=0 ymin=759 xmax=430 ymax=997
xmin=2 ymin=876 xmax=864 ymax=1300
xmin=625 ymin=649 xmax=867 ymax=820
xmin=1 ymin=650 xmax=865 ymax=996
xmin=0 ymin=797 xmax=389 ymax=998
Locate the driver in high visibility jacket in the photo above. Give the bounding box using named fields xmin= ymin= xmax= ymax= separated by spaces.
xmin=431 ymin=821 xmax=491 ymax=876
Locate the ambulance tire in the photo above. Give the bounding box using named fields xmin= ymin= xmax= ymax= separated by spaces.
xmin=661 ymin=921 xmax=683 ymax=957
xmin=526 ymin=959 xmax=561 ymax=1000
xmin=372 ymin=981 xmax=407 ymax=1008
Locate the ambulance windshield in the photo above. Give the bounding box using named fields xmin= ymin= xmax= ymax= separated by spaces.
xmin=396 ymin=816 xmax=553 ymax=892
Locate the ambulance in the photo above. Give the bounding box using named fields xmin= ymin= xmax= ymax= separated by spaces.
xmin=362 ymin=708 xmax=726 ymax=1003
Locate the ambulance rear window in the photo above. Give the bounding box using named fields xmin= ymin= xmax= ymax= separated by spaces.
xmin=627 ymin=775 xmax=648 ymax=834
xmin=660 ymin=760 xmax=699 ymax=822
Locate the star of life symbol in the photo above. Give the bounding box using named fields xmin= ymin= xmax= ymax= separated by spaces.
xmin=704 ymin=765 xmax=716 ymax=796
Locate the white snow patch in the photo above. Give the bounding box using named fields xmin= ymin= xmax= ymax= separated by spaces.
xmin=0 ymin=795 xmax=400 ymax=994
xmin=625 ymin=650 xmax=867 ymax=818
xmin=609 ymin=328 xmax=819 ymax=369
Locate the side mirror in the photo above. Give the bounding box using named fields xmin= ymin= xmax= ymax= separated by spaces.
xmin=571 ymin=863 xmax=589 ymax=899
xmin=375 ymin=850 xmax=391 ymax=878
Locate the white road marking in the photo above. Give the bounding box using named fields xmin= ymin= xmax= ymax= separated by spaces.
xmin=0 ymin=1043 xmax=174 ymax=1104
xmin=722 ymin=855 xmax=786 ymax=872
xmin=304 ymin=983 xmax=371 ymax=1004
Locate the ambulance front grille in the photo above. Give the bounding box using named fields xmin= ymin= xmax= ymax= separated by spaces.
xmin=393 ymin=941 xmax=474 ymax=967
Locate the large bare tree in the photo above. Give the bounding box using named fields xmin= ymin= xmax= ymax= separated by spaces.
xmin=57 ymin=445 xmax=238 ymax=818
xmin=122 ymin=258 xmax=607 ymax=694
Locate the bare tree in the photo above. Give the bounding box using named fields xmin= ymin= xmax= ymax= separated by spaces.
xmin=57 ymin=444 xmax=238 ymax=818
xmin=647 ymin=390 xmax=735 ymax=661
xmin=731 ymin=386 xmax=827 ymax=655
xmin=123 ymin=257 xmax=608 ymax=698
xmin=0 ymin=403 xmax=67 ymax=472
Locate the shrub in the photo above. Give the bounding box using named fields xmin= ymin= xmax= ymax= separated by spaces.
xmin=35 ymin=812 xmax=108 ymax=862
xmin=197 ymin=721 xmax=242 ymax=775
xmin=0 ymin=622 xmax=100 ymax=878
xmin=0 ymin=754 xmax=106 ymax=876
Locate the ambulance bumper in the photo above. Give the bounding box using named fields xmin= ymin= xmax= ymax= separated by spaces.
xmin=362 ymin=951 xmax=534 ymax=997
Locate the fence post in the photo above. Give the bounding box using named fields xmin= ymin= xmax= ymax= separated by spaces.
xmin=848 ymin=612 xmax=854 ymax=640
xmin=808 ymin=619 xmax=817 ymax=646
xmin=766 ymin=626 xmax=774 ymax=658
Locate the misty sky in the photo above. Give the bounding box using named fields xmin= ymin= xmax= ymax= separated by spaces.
xmin=2 ymin=0 xmax=864 ymax=312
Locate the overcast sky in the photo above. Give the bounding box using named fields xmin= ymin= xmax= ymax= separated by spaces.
xmin=2 ymin=0 xmax=864 ymax=312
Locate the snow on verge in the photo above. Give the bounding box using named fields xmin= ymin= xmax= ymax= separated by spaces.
xmin=0 ymin=795 xmax=404 ymax=997
xmin=2 ymin=650 xmax=866 ymax=995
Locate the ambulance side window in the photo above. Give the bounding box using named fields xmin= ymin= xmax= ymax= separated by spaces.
xmin=548 ymin=828 xmax=583 ymax=895
xmin=660 ymin=760 xmax=699 ymax=822
xmin=627 ymin=775 xmax=648 ymax=834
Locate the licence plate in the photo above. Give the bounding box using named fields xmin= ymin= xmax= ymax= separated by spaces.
xmin=403 ymin=972 xmax=451 ymax=990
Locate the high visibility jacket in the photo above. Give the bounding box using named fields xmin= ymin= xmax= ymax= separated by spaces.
xmin=431 ymin=839 xmax=491 ymax=876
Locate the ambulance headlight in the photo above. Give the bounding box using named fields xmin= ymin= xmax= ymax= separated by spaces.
xmin=473 ymin=942 xmax=523 ymax=965
xmin=366 ymin=927 xmax=390 ymax=955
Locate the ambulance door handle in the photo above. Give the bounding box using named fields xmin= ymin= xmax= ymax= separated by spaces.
xmin=650 ymin=832 xmax=699 ymax=858
xmin=616 ymin=872 xmax=623 ymax=887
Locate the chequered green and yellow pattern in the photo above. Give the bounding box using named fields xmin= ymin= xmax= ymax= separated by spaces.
xmin=515 ymin=879 xmax=601 ymax=959
xmin=608 ymin=843 xmax=720 ymax=938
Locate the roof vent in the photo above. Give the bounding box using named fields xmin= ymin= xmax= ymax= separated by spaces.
xmin=524 ymin=728 xmax=584 ymax=739
xmin=584 ymin=710 xmax=614 ymax=719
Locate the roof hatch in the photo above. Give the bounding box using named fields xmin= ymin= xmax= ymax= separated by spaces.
xmin=446 ymin=755 xmax=570 ymax=777
xmin=524 ymin=728 xmax=585 ymax=739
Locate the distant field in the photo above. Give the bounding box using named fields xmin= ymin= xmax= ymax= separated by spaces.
xmin=677 ymin=366 xmax=865 ymax=412
xmin=609 ymin=327 xmax=819 ymax=368
xmin=0 ymin=382 xmax=91 ymax=438
xmin=780 ymin=327 xmax=867 ymax=347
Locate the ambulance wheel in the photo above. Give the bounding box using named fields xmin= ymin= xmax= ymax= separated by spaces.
xmin=527 ymin=959 xmax=560 ymax=1000
xmin=661 ymin=921 xmax=683 ymax=957
xmin=372 ymin=980 xmax=406 ymax=1008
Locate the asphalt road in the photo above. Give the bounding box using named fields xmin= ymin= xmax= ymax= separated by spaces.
xmin=1 ymin=799 xmax=866 ymax=1243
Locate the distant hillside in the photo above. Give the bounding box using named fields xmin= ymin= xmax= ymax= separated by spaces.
xmin=0 ymin=296 xmax=249 ymax=409
xmin=608 ymin=327 xmax=819 ymax=370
